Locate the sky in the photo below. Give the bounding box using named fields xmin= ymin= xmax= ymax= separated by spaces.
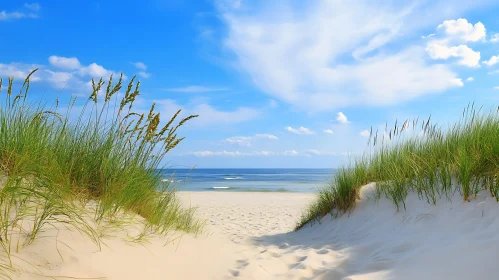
xmin=1 ymin=0 xmax=499 ymax=168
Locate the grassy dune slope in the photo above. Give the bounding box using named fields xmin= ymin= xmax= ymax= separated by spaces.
xmin=0 ymin=70 xmax=201 ymax=277
xmin=297 ymin=104 xmax=499 ymax=230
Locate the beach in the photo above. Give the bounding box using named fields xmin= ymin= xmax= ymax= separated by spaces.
xmin=7 ymin=185 xmax=499 ymax=279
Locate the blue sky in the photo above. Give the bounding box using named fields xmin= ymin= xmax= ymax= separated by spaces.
xmin=1 ymin=0 xmax=499 ymax=168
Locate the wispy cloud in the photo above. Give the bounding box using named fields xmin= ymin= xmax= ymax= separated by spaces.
xmin=323 ymin=129 xmax=334 ymax=134
xmin=185 ymin=149 xmax=343 ymax=157
xmin=466 ymin=77 xmax=474 ymax=82
xmin=24 ymin=3 xmax=40 ymax=11
xmin=285 ymin=126 xmax=315 ymax=135
xmin=216 ymin=0 xmax=473 ymax=111
xmin=131 ymin=62 xmax=147 ymax=70
xmin=164 ymin=86 xmax=228 ymax=93
xmin=184 ymin=150 xmax=272 ymax=157
xmin=225 ymin=134 xmax=278 ymax=146
xmin=0 ymin=3 xmax=40 ymax=21
xmin=306 ymin=149 xmax=336 ymax=156
xmin=157 ymin=99 xmax=261 ymax=126
xmin=130 ymin=61 xmax=151 ymax=78
xmin=360 ymin=130 xmax=371 ymax=137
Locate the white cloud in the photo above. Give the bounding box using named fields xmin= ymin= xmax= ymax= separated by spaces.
xmin=283 ymin=150 xmax=298 ymax=156
xmin=285 ymin=126 xmax=315 ymax=135
xmin=79 ymin=63 xmax=116 ymax=79
xmin=255 ymin=134 xmax=279 ymax=140
xmin=494 ymin=86 xmax=499 ymax=90
xmin=0 ymin=3 xmax=40 ymax=21
xmin=360 ymin=130 xmax=371 ymax=137
xmin=268 ymin=99 xmax=278 ymax=108
xmin=491 ymin=33 xmax=499 ymax=43
xmin=24 ymin=3 xmax=40 ymax=11
xmin=436 ymin=19 xmax=486 ymax=42
xmin=336 ymin=112 xmax=349 ymax=124
xmin=132 ymin=62 xmax=147 ymax=70
xmin=48 ymin=56 xmax=81 ymax=70
xmin=425 ymin=43 xmax=480 ymax=67
xmin=185 ymin=150 xmax=300 ymax=157
xmin=466 ymin=77 xmax=474 ymax=82
xmin=165 ymin=86 xmax=228 ymax=93
xmin=0 ymin=63 xmax=41 ymax=81
xmin=131 ymin=62 xmax=151 ymax=78
xmin=186 ymin=150 xmax=247 ymax=157
xmin=483 ymin=55 xmax=499 ymax=66
xmin=138 ymin=71 xmax=151 ymax=78
xmin=45 ymin=70 xmax=73 ymax=89
xmin=323 ymin=129 xmax=334 ymax=134
xmin=157 ymin=99 xmax=260 ymax=126
xmin=225 ymin=134 xmax=278 ymax=146
xmin=425 ymin=19 xmax=484 ymax=68
xmin=217 ymin=0 xmax=469 ymax=111
xmin=306 ymin=149 xmax=336 ymax=156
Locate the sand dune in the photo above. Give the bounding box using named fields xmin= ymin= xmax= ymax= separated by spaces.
xmin=7 ymin=185 xmax=499 ymax=279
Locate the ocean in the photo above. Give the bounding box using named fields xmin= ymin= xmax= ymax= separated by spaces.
xmin=158 ymin=168 xmax=335 ymax=193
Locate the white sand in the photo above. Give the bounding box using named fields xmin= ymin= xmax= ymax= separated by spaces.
xmin=7 ymin=186 xmax=499 ymax=279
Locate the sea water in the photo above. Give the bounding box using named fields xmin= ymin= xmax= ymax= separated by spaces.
xmin=158 ymin=168 xmax=335 ymax=193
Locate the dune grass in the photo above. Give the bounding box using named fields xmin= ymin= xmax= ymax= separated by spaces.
xmin=296 ymin=103 xmax=499 ymax=230
xmin=0 ymin=70 xmax=202 ymax=277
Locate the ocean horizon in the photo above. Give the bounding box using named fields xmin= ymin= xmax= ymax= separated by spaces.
xmin=159 ymin=168 xmax=336 ymax=193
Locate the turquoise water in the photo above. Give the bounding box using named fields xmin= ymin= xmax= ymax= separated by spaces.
xmin=158 ymin=168 xmax=335 ymax=193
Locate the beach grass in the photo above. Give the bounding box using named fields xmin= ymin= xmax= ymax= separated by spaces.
xmin=296 ymin=103 xmax=499 ymax=230
xmin=0 ymin=70 xmax=202 ymax=277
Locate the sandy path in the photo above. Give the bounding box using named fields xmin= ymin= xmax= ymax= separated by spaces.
xmin=180 ymin=187 xmax=499 ymax=280
xmin=8 ymin=187 xmax=499 ymax=279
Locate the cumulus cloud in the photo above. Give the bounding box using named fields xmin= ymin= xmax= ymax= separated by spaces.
xmin=436 ymin=18 xmax=486 ymax=42
xmin=491 ymin=33 xmax=499 ymax=43
xmin=216 ymin=0 xmax=469 ymax=111
xmin=48 ymin=56 xmax=81 ymax=70
xmin=360 ymin=130 xmax=371 ymax=137
xmin=466 ymin=77 xmax=474 ymax=82
xmin=483 ymin=55 xmax=499 ymax=66
xmin=225 ymin=134 xmax=278 ymax=146
xmin=45 ymin=70 xmax=73 ymax=89
xmin=0 ymin=63 xmax=41 ymax=81
xmin=164 ymin=86 xmax=228 ymax=93
xmin=285 ymin=126 xmax=315 ymax=135
xmin=426 ymin=43 xmax=480 ymax=67
xmin=323 ymin=129 xmax=334 ymax=134
xmin=425 ymin=19 xmax=484 ymax=68
xmin=336 ymin=112 xmax=349 ymax=124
